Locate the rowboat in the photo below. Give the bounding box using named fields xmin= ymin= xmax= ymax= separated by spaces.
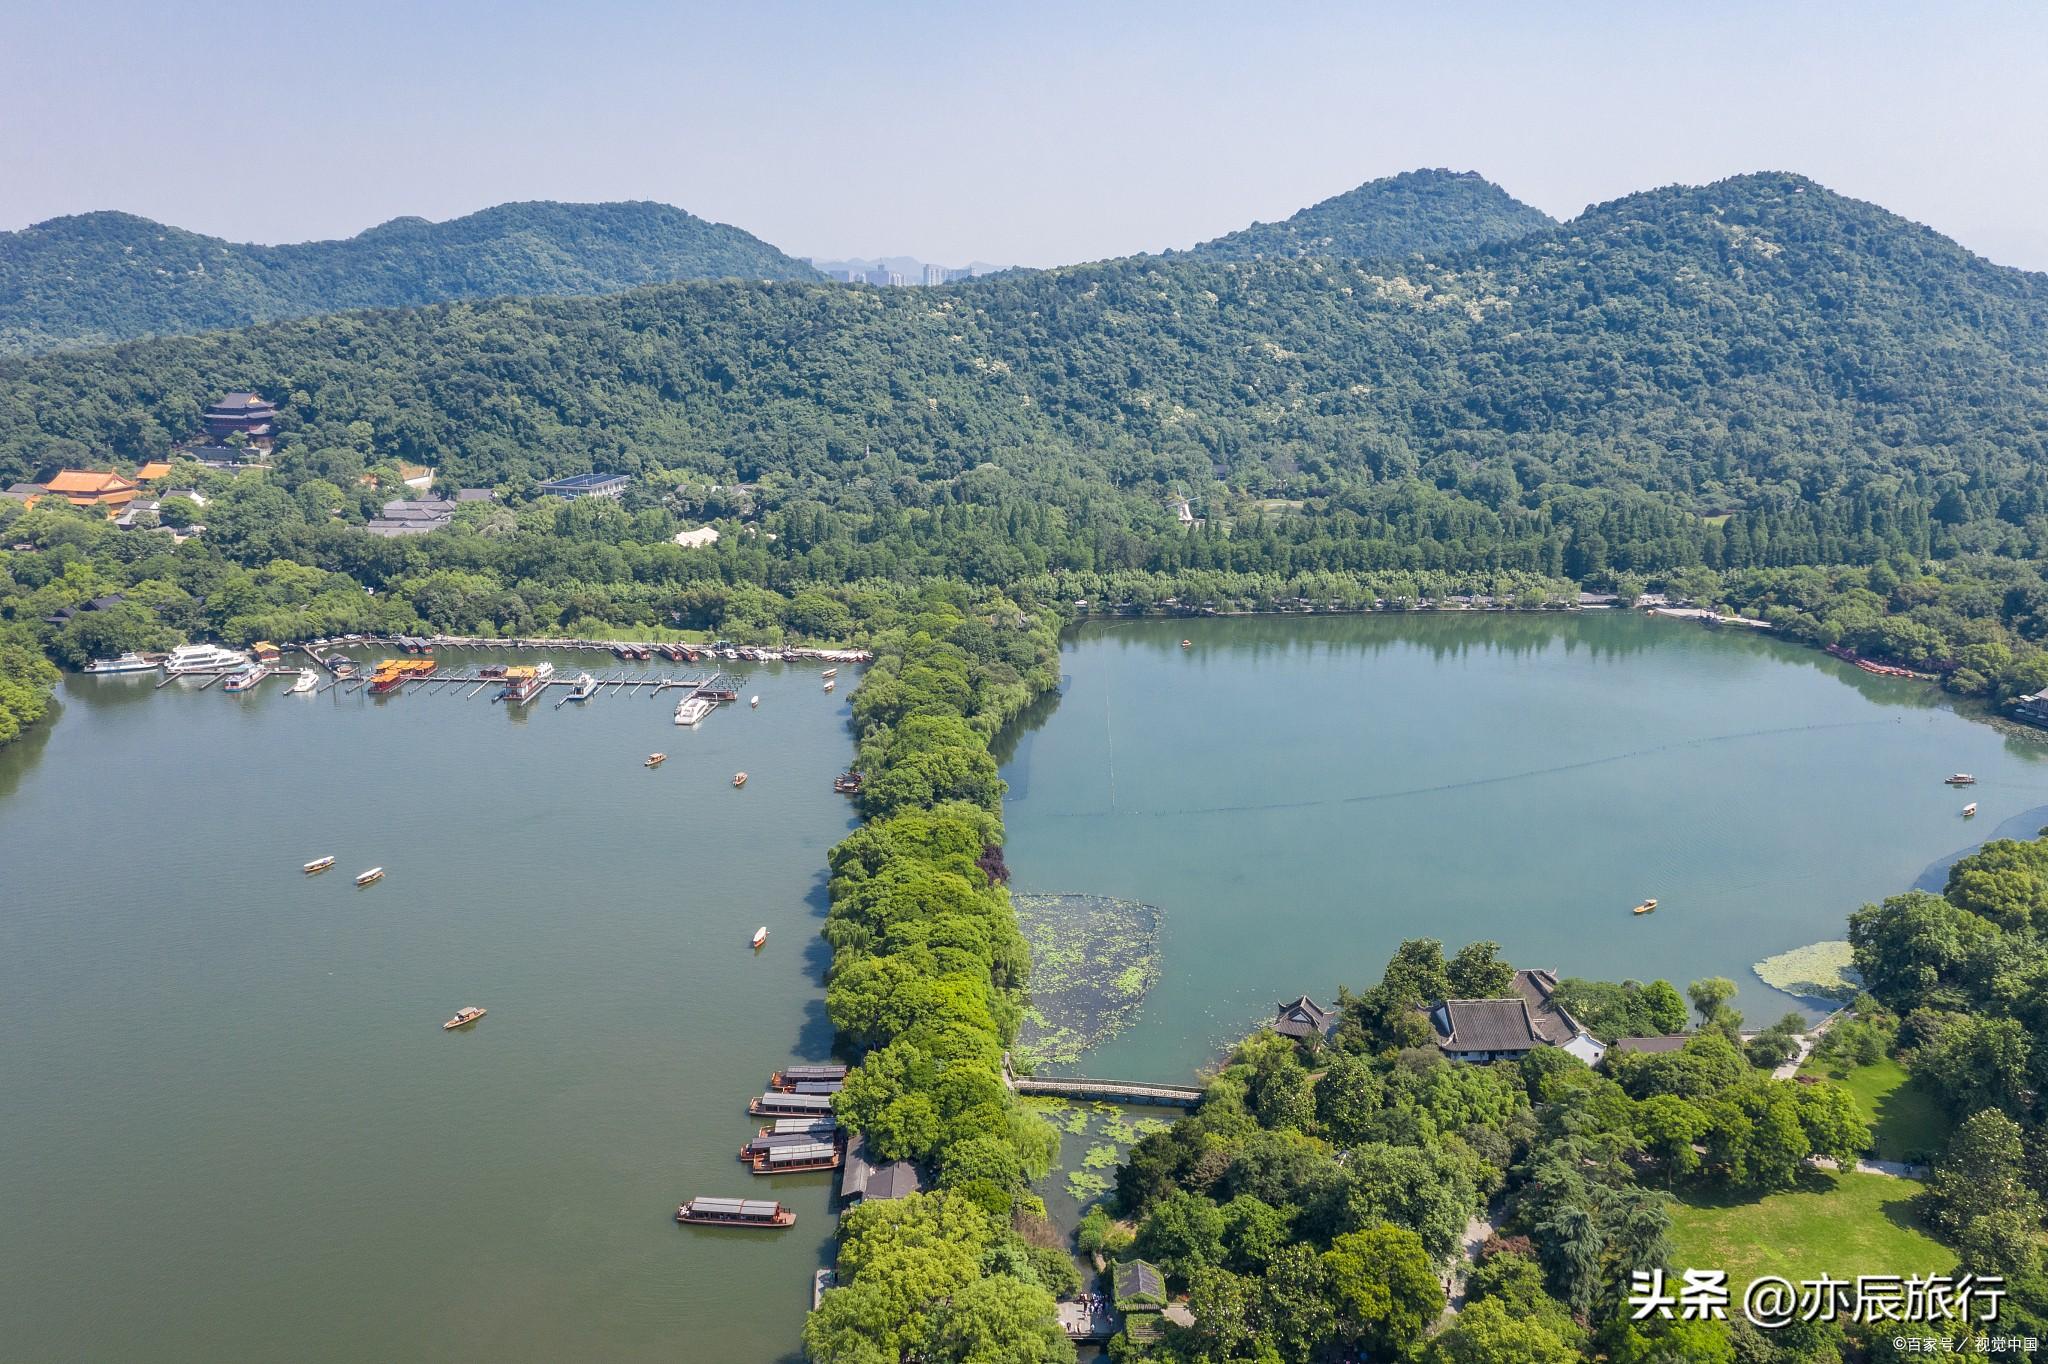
xmin=303 ymin=855 xmax=336 ymax=874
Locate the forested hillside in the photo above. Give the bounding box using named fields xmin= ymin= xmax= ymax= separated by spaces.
xmin=0 ymin=201 xmax=822 ymax=354
xmin=1186 ymin=167 xmax=1554 ymax=263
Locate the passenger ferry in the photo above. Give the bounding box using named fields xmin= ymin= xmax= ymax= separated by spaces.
xmin=769 ymin=1064 xmax=848 ymax=1091
xmin=162 ymin=643 xmax=249 ymax=674
xmin=368 ymin=659 xmax=436 ymax=694
xmin=442 ymin=1006 xmax=486 ymax=1030
xmin=675 ymin=1196 xmax=795 ymax=1229
xmin=288 ymin=669 xmax=317 ymax=694
xmin=673 ymin=696 xmax=716 ymax=726
xmin=567 ymin=673 xmax=597 ymax=701
xmin=222 ymin=666 xmax=266 ymax=693
xmin=303 ymin=855 xmax=336 ymax=874
xmin=1946 ymin=773 xmax=1978 ymax=786
xmin=1632 ymin=899 xmax=1659 ymax=915
xmin=821 ymin=668 xmax=837 ymax=680
xmin=498 ymin=662 xmax=554 ymax=704
xmin=84 ymin=652 xmax=160 ymax=674
xmin=356 ymin=867 xmax=385 ymax=887
xmin=748 ymin=1140 xmax=841 ymax=1175
xmin=749 ymin=1091 xmax=834 ymax=1118
xmin=752 ymin=925 xmax=769 ymax=948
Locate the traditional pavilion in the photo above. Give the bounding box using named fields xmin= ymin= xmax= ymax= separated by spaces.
xmin=202 ymin=392 xmax=279 ymax=444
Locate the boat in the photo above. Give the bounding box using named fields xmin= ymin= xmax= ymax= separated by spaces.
xmin=752 ymin=925 xmax=769 ymax=947
xmin=222 ymin=666 xmax=266 ymax=693
xmin=748 ymin=1091 xmax=834 ymax=1117
xmin=821 ymin=668 xmax=837 ymax=680
xmin=833 ymin=771 xmax=863 ymax=794
xmin=733 ymin=772 xmax=748 ymax=788
xmin=83 ymin=652 xmax=160 ymax=674
xmin=748 ymin=1139 xmax=842 ymax=1174
xmin=1946 ymin=773 xmax=1978 ymax=786
xmin=822 ymin=680 xmax=835 ymax=693
xmin=646 ymin=753 xmax=667 ymax=768
xmin=568 ymin=672 xmax=597 ymax=701
xmin=368 ymin=659 xmax=436 ymax=694
xmin=303 ymin=855 xmax=336 ymax=874
xmin=442 ymin=1006 xmax=486 ymax=1031
xmin=1181 ymin=639 xmax=1192 ymax=648
xmin=673 ymin=696 xmax=716 ymax=726
xmin=1964 ymin=802 xmax=1979 ymax=817
xmin=356 ymin=867 xmax=385 ymax=887
xmin=162 ymin=643 xmax=249 ymax=674
xmin=498 ymin=661 xmax=554 ymax=704
xmin=769 ymin=1064 xmax=848 ymax=1091
xmin=675 ymin=1196 xmax=795 ymax=1229
xmin=750 ymin=695 xmax=760 ymax=708
xmin=288 ymin=669 xmax=317 ymax=694
xmin=477 ymin=664 xmax=510 ymax=680
xmin=1632 ymin=899 xmax=1658 ymax=915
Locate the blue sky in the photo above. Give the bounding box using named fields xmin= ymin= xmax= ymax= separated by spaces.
xmin=5 ymin=0 xmax=2046 ymax=270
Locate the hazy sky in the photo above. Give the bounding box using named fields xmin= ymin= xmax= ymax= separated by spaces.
xmin=6 ymin=0 xmax=2046 ymax=270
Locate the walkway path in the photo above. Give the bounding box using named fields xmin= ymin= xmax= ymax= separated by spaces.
xmin=1432 ymin=1207 xmax=1499 ymax=1330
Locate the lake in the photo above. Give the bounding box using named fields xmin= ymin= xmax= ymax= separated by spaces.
xmin=999 ymin=612 xmax=2048 ymax=1085
xmin=7 ymin=613 xmax=2048 ymax=1361
xmin=0 ymin=654 xmax=855 ymax=1364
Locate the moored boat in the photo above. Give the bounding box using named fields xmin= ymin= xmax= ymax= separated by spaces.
xmin=84 ymin=651 xmax=161 ymax=674
xmin=222 ymin=666 xmax=267 ymax=692
xmin=676 ymin=1196 xmax=795 ymax=1229
xmin=751 ymin=925 xmax=769 ymax=948
xmin=162 ymin=643 xmax=249 ymax=674
xmin=646 ymin=753 xmax=667 ymax=768
xmin=1964 ymin=802 xmax=1979 ymax=817
xmin=356 ymin=867 xmax=385 ymax=887
xmin=568 ymin=672 xmax=597 ymax=701
xmin=733 ymin=772 xmax=748 ymax=788
xmin=1946 ymin=773 xmax=1978 ymax=786
xmin=833 ymin=771 xmax=863 ymax=794
xmin=673 ymin=696 xmax=715 ymax=726
xmin=288 ymin=669 xmax=316 ymax=694
xmin=303 ymin=855 xmax=336 ymax=874
xmin=442 ymin=1005 xmax=486 ymax=1030
xmin=1632 ymin=898 xmax=1658 ymax=915
xmin=498 ymin=661 xmax=554 ymax=704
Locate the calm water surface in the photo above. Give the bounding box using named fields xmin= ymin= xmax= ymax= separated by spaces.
xmin=0 ymin=654 xmax=854 ymax=1364
xmin=1000 ymin=613 xmax=2048 ymax=1083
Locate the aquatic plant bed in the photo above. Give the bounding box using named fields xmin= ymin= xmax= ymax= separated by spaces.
xmin=1013 ymin=893 xmax=1163 ymax=1067
xmin=1753 ymin=940 xmax=1861 ymax=1001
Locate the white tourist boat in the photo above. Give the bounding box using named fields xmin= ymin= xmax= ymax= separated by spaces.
xmin=751 ymin=926 xmax=769 ymax=948
xmin=750 ymin=695 xmax=759 ymax=708
xmin=1964 ymin=802 xmax=1979 ymax=817
xmin=674 ymin=696 xmax=716 ymax=726
xmin=288 ymin=669 xmax=317 ymax=694
xmin=162 ymin=643 xmax=249 ymax=674
xmin=83 ymin=652 xmax=159 ymax=674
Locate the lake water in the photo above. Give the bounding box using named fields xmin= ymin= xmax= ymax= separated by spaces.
xmin=0 ymin=654 xmax=854 ymax=1364
xmin=999 ymin=613 xmax=2048 ymax=1085
xmin=9 ymin=615 xmax=2048 ymax=1361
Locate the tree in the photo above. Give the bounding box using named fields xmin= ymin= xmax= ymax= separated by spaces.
xmin=1925 ymin=1109 xmax=2043 ymax=1239
xmin=1321 ymin=1223 xmax=1444 ymax=1355
xmin=1426 ymin=1296 xmax=1578 ymax=1364
xmin=1135 ymin=1191 xmax=1226 ymax=1284
xmin=1315 ymin=1052 xmax=1387 ymax=1145
xmin=927 ymin=1274 xmax=1075 ymax=1364
xmin=1340 ymin=1143 xmax=1477 ymax=1262
xmin=1449 ymin=941 xmax=1516 ymax=999
xmin=1687 ymin=978 xmax=1739 ymax=1029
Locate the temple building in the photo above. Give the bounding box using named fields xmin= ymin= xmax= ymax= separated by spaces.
xmin=40 ymin=469 xmax=141 ymax=510
xmin=202 ymin=392 xmax=279 ymax=447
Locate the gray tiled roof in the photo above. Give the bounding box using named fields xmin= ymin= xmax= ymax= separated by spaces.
xmin=1434 ymin=998 xmax=1541 ymax=1053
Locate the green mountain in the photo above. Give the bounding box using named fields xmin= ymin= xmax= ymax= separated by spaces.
xmin=1187 ymin=167 xmax=1555 ymax=262
xmin=0 ymin=201 xmax=822 ymax=355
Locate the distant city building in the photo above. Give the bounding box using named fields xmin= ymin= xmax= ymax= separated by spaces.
xmin=538 ymin=472 xmax=629 ymax=499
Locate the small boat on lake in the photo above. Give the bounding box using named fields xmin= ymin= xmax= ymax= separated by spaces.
xmin=646 ymin=753 xmax=667 ymax=768
xmin=1632 ymin=899 xmax=1658 ymax=915
xmin=676 ymin=1196 xmax=794 ymax=1229
xmin=1947 ymin=773 xmax=1978 ymax=785
xmin=822 ymin=680 xmax=835 ymax=693
xmin=733 ymin=772 xmax=748 ymax=788
xmin=752 ymin=926 xmax=769 ymax=948
xmin=820 ymin=668 xmax=837 ymax=680
xmin=303 ymin=855 xmax=336 ymax=874
xmin=1964 ymin=802 xmax=1979 ymax=817
xmin=442 ymin=1006 xmax=486 ymax=1030
xmin=750 ymin=695 xmax=759 ymax=708
xmin=356 ymin=867 xmax=385 ymax=887
xmin=1181 ymin=639 xmax=1192 ymax=649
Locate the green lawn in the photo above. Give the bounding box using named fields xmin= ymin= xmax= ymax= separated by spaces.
xmin=1667 ymin=1171 xmax=1952 ymax=1290
xmin=1798 ymin=1056 xmax=1951 ymax=1163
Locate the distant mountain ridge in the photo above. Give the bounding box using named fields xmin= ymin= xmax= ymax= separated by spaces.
xmin=1188 ymin=168 xmax=1555 ymax=262
xmin=0 ymin=201 xmax=822 ymax=354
